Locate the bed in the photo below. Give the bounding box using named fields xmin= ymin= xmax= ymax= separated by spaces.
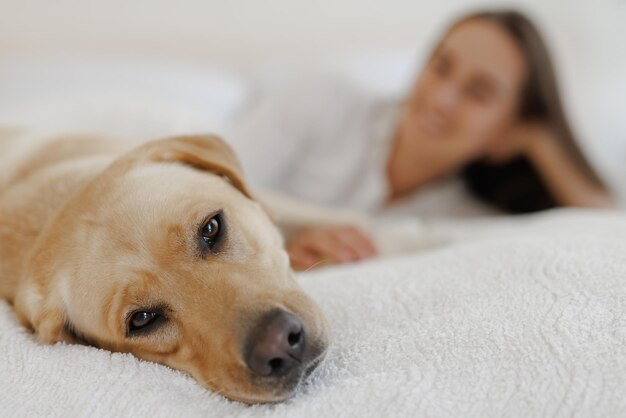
xmin=2 ymin=209 xmax=626 ymax=416
xmin=1 ymin=57 xmax=625 ymax=417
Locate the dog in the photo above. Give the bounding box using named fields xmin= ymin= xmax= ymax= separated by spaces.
xmin=0 ymin=128 xmax=331 ymax=403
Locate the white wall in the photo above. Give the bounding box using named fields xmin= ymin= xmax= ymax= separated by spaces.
xmin=0 ymin=1 xmax=623 ymax=70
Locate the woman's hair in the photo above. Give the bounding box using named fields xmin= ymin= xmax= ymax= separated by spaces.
xmin=452 ymin=10 xmax=606 ymax=213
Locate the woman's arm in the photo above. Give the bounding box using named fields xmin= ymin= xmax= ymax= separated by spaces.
xmin=287 ymin=226 xmax=378 ymax=271
xmin=520 ymin=124 xmax=615 ymax=208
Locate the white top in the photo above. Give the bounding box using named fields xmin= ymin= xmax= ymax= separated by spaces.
xmin=225 ymin=76 xmax=497 ymax=218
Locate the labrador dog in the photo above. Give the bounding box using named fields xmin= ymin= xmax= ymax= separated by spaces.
xmin=0 ymin=129 xmax=331 ymax=403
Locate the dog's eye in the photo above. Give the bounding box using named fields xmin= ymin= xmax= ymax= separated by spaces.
xmin=126 ymin=306 xmax=168 ymax=337
xmin=199 ymin=212 xmax=224 ymax=252
xmin=129 ymin=311 xmax=158 ymax=331
xmin=202 ymin=216 xmax=220 ymax=241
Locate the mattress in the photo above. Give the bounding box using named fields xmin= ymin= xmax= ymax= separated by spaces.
xmin=2 ymin=209 xmax=625 ymax=417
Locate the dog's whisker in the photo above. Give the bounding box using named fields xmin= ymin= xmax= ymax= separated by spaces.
xmin=201 ymin=377 xmax=229 ymax=397
xmin=303 ymin=258 xmax=329 ymax=272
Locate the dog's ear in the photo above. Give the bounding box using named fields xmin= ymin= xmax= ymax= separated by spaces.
xmin=127 ymin=135 xmax=252 ymax=199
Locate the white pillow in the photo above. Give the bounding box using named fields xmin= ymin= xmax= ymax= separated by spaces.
xmin=0 ymin=55 xmax=249 ymax=139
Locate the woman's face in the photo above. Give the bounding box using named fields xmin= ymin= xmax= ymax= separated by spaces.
xmin=401 ymin=19 xmax=528 ymax=166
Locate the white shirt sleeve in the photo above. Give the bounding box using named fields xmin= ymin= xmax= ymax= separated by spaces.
xmin=223 ymin=75 xmax=373 ymax=190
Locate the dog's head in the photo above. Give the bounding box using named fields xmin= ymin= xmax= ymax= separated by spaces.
xmin=15 ymin=135 xmax=329 ymax=403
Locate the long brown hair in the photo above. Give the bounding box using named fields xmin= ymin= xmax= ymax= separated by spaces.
xmin=451 ymin=10 xmax=606 ymax=213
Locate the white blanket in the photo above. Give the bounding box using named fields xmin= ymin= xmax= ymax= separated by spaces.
xmin=2 ymin=209 xmax=626 ymax=417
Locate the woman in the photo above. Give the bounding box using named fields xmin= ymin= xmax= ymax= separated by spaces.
xmin=227 ymin=10 xmax=614 ymax=270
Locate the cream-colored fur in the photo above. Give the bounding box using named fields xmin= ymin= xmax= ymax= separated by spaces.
xmin=0 ymin=130 xmax=329 ymax=403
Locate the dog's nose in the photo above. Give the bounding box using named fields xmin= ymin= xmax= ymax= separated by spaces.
xmin=245 ymin=310 xmax=306 ymax=377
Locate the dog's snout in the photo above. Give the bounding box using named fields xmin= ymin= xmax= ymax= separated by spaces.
xmin=245 ymin=310 xmax=306 ymax=378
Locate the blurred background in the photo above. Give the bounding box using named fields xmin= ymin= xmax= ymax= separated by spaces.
xmin=0 ymin=0 xmax=624 ymax=205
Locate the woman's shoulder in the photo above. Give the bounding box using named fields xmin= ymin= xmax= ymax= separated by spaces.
xmin=230 ymin=72 xmax=397 ymax=149
xmin=246 ymin=73 xmax=383 ymax=118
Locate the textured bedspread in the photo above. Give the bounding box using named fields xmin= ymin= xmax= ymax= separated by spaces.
xmin=1 ymin=209 xmax=625 ymax=417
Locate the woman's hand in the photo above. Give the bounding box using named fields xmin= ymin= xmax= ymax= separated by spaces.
xmin=486 ymin=121 xmax=549 ymax=163
xmin=512 ymin=122 xmax=615 ymax=208
xmin=287 ymin=226 xmax=378 ymax=271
